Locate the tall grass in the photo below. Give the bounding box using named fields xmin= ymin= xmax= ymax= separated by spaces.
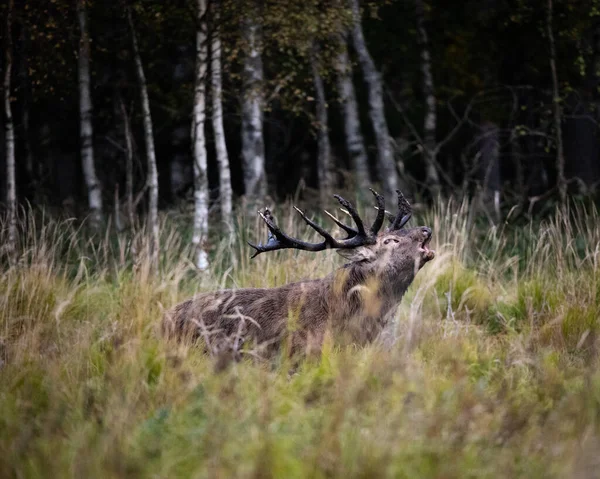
xmin=1 ymin=199 xmax=600 ymax=478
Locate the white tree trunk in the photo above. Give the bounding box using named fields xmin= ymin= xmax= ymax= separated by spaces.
xmin=127 ymin=6 xmax=159 ymax=269
xmin=415 ymin=0 xmax=441 ymax=195
xmin=349 ymin=0 xmax=400 ymax=198
xmin=77 ymin=0 xmax=103 ymax=229
xmin=241 ymin=9 xmax=266 ymax=202
xmin=547 ymin=0 xmax=566 ymax=203
xmin=211 ymin=0 xmax=233 ymax=235
xmin=4 ymin=0 xmax=16 ymax=261
xmin=335 ymin=36 xmax=370 ymax=191
xmin=192 ymin=0 xmax=209 ymax=270
xmin=311 ymin=42 xmax=334 ymax=203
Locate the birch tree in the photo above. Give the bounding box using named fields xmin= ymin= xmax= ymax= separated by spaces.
xmin=348 ymin=0 xmax=400 ymax=198
xmin=192 ymin=0 xmax=209 ymax=270
xmin=335 ymin=35 xmax=370 ymax=191
xmin=77 ymin=0 xmax=103 ymax=229
xmin=547 ymin=0 xmax=566 ymax=203
xmin=415 ymin=0 xmax=441 ymax=196
xmin=127 ymin=5 xmax=159 ymax=269
xmin=311 ymin=42 xmax=334 ymax=202
xmin=211 ymin=0 xmax=233 ymax=235
xmin=241 ymin=3 xmax=266 ymax=203
xmin=3 ymin=0 xmax=16 ymax=261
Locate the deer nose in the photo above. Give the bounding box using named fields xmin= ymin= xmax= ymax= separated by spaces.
xmin=421 ymin=227 xmax=431 ymax=239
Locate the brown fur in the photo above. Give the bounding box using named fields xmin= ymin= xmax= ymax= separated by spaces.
xmin=164 ymin=227 xmax=434 ymax=359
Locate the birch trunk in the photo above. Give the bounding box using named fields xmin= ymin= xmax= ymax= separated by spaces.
xmin=547 ymin=0 xmax=566 ymax=203
xmin=415 ymin=0 xmax=441 ymax=196
xmin=349 ymin=0 xmax=399 ymax=198
xmin=241 ymin=8 xmax=266 ymax=203
xmin=311 ymin=43 xmax=334 ymax=203
xmin=4 ymin=0 xmax=16 ymax=261
xmin=192 ymin=0 xmax=209 ymax=270
xmin=211 ymin=0 xmax=233 ymax=235
xmin=335 ymin=36 xmax=370 ymax=191
xmin=77 ymin=0 xmax=103 ymax=229
xmin=127 ymin=6 xmax=159 ymax=269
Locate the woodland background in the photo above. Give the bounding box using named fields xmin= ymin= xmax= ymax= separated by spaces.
xmin=4 ymin=2 xmax=600 ymax=477
xmin=3 ymin=0 xmax=600 ymax=267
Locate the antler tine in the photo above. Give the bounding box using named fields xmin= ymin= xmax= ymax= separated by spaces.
xmin=324 ymin=190 xmax=384 ymax=238
xmin=323 ymin=210 xmax=358 ymax=238
xmin=294 ymin=205 xmax=381 ymax=250
xmin=389 ymin=189 xmax=412 ymax=230
xmin=375 ymin=207 xmax=395 ymax=222
xmin=247 ymin=210 xmax=282 ymax=258
xmin=248 ymin=209 xmax=328 ymax=258
xmin=248 ymin=191 xmax=384 ymax=258
xmin=369 ymin=188 xmax=385 ymax=235
xmin=396 ymin=189 xmax=412 ymax=216
xmin=293 ymin=207 xmax=337 ymax=246
xmin=333 ymin=194 xmax=367 ymax=236
xmin=262 ymin=207 xmax=276 ymax=242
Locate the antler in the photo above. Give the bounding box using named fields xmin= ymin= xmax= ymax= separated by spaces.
xmin=248 ymin=189 xmax=385 ymax=258
xmin=387 ymin=189 xmax=412 ymax=231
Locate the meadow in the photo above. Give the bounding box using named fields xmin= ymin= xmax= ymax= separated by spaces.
xmin=1 ymin=198 xmax=600 ymax=478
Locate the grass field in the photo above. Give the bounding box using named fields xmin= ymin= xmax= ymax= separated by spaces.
xmin=1 ymin=198 xmax=600 ymax=478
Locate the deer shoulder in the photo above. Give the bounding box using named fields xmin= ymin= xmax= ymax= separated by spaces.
xmin=164 ymin=189 xmax=435 ymax=360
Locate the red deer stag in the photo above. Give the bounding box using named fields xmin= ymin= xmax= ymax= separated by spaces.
xmin=164 ymin=189 xmax=434 ymax=359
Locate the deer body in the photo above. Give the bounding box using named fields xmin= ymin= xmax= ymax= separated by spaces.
xmin=165 ymin=190 xmax=435 ymax=359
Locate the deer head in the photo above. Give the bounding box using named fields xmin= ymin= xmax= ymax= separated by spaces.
xmin=165 ymin=189 xmax=434 ymax=362
xmin=249 ymin=188 xmax=434 ymax=286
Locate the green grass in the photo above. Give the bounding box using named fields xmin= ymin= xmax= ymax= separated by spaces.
xmin=2 ymin=199 xmax=600 ymax=478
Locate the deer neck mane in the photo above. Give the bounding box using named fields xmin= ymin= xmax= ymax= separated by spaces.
xmin=337 ymin=260 xmax=411 ymax=294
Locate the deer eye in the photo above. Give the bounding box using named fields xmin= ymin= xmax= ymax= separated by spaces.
xmin=384 ymin=238 xmax=399 ymax=245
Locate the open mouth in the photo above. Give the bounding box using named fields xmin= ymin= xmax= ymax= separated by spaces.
xmin=418 ymin=235 xmax=435 ymax=261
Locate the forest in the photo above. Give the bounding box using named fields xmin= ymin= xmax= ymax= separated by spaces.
xmin=1 ymin=0 xmax=600 ymax=249
xmin=2 ymin=0 xmax=600 ymax=477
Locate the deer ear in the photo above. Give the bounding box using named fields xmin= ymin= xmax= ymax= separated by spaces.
xmin=336 ymin=246 xmax=376 ymax=263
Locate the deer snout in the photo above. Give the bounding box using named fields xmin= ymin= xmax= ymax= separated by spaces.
xmin=418 ymin=226 xmax=435 ymax=262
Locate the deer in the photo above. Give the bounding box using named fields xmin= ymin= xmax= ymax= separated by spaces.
xmin=163 ymin=189 xmax=435 ymax=361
